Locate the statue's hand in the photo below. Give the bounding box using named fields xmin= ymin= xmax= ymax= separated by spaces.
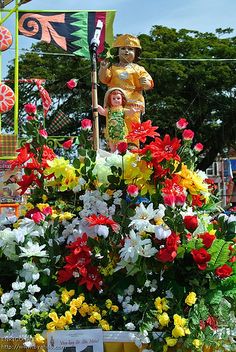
xmin=100 ymin=60 xmax=111 ymax=69
xmin=139 ymin=77 xmax=152 ymax=89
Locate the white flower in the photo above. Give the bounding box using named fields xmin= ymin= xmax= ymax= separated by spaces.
xmin=12 ymin=281 xmax=26 ymax=290
xmin=7 ymin=307 xmax=16 ymax=318
xmin=20 ymin=262 xmax=40 ymax=282
xmin=154 ymin=224 xmax=171 ymax=240
xmin=129 ymin=203 xmax=160 ymax=232
xmin=97 ymin=225 xmax=109 ymax=238
xmin=19 ymin=241 xmax=47 ymax=257
xmin=27 ymin=284 xmax=41 ymax=294
xmin=125 ymin=322 xmax=136 ymax=330
xmin=0 ymin=314 xmax=8 ymax=323
xmin=1 ymin=292 xmax=13 ymax=305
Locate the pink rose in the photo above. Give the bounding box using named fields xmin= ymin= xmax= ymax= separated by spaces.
xmin=62 ymin=139 xmax=73 ymax=150
xmin=127 ymin=184 xmax=139 ymax=197
xmin=163 ymin=194 xmax=175 ymax=208
xmin=31 ymin=211 xmax=45 ymax=224
xmin=81 ymin=119 xmax=92 ymax=130
xmin=26 ymin=115 xmax=36 ymax=121
xmin=183 ymin=129 xmax=195 ymax=141
xmin=39 ymin=129 xmax=48 ymax=138
xmin=176 ymin=118 xmax=188 ymax=130
xmin=24 ymin=103 xmax=37 ymax=115
xmin=194 ymin=143 xmax=204 ymax=152
xmin=66 ymin=79 xmax=78 ymax=90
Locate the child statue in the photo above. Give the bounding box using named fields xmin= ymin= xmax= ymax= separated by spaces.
xmin=98 ymin=87 xmax=139 ymax=152
xmin=98 ymin=34 xmax=154 ymax=146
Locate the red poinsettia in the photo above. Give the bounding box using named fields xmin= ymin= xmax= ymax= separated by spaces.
xmin=85 ymin=214 xmax=120 ymax=233
xmin=9 ymin=143 xmax=34 ymax=169
xmin=79 ymin=266 xmax=102 ymax=291
xmin=126 ymin=120 xmax=159 ymax=143
xmin=140 ymin=134 xmax=181 ymax=163
xmin=17 ymin=173 xmax=42 ymax=195
xmin=161 ymin=175 xmax=187 ymax=206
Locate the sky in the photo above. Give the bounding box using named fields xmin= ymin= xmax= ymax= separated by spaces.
xmin=1 ymin=0 xmax=236 ymax=76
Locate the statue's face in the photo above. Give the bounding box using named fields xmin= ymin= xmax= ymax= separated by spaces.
xmin=110 ymin=92 xmax=122 ymax=107
xmin=118 ymin=46 xmax=135 ymax=64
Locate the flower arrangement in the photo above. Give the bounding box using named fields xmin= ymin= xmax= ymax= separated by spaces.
xmin=0 ymin=108 xmax=235 ymax=352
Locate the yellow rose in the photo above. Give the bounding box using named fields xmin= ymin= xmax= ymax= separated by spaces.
xmin=165 ymin=337 xmax=178 ymax=347
xmin=173 ymin=314 xmax=187 ymax=327
xmin=111 ymin=305 xmax=119 ymax=312
xmin=172 ymin=326 xmax=185 ymax=338
xmin=193 ymin=339 xmax=202 ymax=349
xmin=158 ymin=312 xmax=170 ymax=327
xmin=185 ymin=292 xmax=197 ymax=306
xmin=34 ymin=334 xmax=45 ymax=346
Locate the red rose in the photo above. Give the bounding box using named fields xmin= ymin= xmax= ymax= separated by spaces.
xmin=198 ymin=232 xmax=216 ymax=248
xmin=176 ymin=118 xmax=188 ymax=130
xmin=24 ymin=103 xmax=37 ymax=114
xmin=183 ymin=129 xmax=194 ymax=141
xmin=184 ymin=215 xmax=198 ymax=232
xmin=194 ymin=143 xmax=203 ymax=152
xmin=117 ymin=141 xmax=128 ymax=155
xmin=31 ymin=211 xmax=45 ymax=224
xmin=81 ymin=118 xmax=92 ymax=130
xmin=163 ymin=194 xmax=175 ymax=208
xmin=62 ymin=139 xmax=73 ymax=150
xmin=191 ymin=248 xmax=211 ymax=270
xmin=66 ymin=79 xmax=78 ymax=90
xmin=206 ymin=316 xmax=218 ymax=330
xmin=26 ymin=115 xmax=36 ymax=121
xmin=156 ymin=248 xmax=177 ymax=263
xmin=215 ymin=264 xmax=233 ymax=278
xmin=166 ymin=232 xmax=180 ymax=251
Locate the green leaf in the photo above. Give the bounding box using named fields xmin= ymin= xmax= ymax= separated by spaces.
xmin=208 ymin=239 xmax=230 ymax=269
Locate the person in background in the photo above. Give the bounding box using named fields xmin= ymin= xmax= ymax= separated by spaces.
xmin=98 ymin=34 xmax=154 ymax=147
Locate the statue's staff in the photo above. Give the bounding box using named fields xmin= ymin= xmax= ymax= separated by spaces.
xmin=89 ymin=20 xmax=103 ymax=150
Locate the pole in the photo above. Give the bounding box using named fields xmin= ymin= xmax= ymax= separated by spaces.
xmin=90 ymin=20 xmax=103 ymax=151
xmin=91 ymin=50 xmax=99 ymax=150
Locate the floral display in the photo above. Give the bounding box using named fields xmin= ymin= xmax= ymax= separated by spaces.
xmin=0 ymin=105 xmax=235 ymax=352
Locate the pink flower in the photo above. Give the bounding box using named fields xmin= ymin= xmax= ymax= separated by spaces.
xmin=183 ymin=129 xmax=194 ymax=141
xmin=127 ymin=184 xmax=139 ymax=197
xmin=31 ymin=211 xmax=45 ymax=224
xmin=194 ymin=143 xmax=204 ymax=152
xmin=81 ymin=119 xmax=92 ymax=131
xmin=62 ymin=139 xmax=73 ymax=150
xmin=66 ymin=79 xmax=78 ymax=90
xmin=176 ymin=118 xmax=188 ymax=130
xmin=117 ymin=141 xmax=128 ymax=155
xmin=39 ymin=129 xmax=48 ymax=138
xmin=26 ymin=115 xmax=36 ymax=121
xmin=24 ymin=103 xmax=37 ymax=115
xmin=42 ymin=206 xmax=53 ymax=216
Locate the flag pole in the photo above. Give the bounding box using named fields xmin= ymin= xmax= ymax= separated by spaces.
xmin=90 ymin=20 xmax=103 ymax=151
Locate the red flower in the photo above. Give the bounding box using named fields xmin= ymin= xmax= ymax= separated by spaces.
xmin=176 ymin=118 xmax=188 ymax=130
xmin=39 ymin=129 xmax=48 ymax=138
xmin=184 ymin=215 xmax=199 ymax=232
xmin=191 ymin=248 xmax=211 ymax=270
xmin=163 ymin=194 xmax=175 ymax=207
xmin=127 ymin=184 xmax=139 ymax=197
xmin=156 ymin=248 xmax=177 ymax=263
xmin=117 ymin=141 xmax=128 ymax=155
xmin=17 ymin=173 xmax=42 ymax=195
xmin=79 ymin=266 xmax=102 ymax=291
xmin=182 ymin=129 xmax=194 ymax=141
xmin=86 ymin=214 xmax=120 ymax=233
xmin=198 ymin=232 xmax=216 ymax=248
xmin=191 ymin=194 xmax=204 ymax=208
xmin=57 ymin=269 xmax=74 ymax=284
xmin=42 ymin=206 xmax=53 ymax=216
xmin=24 ymin=103 xmax=37 ymax=114
xmin=9 ymin=143 xmax=34 ymax=169
xmin=62 ymin=139 xmax=73 ymax=150
xmin=126 ymin=120 xmax=159 ymax=143
xmin=142 ymin=134 xmax=181 ymax=163
xmin=66 ymin=79 xmax=78 ymax=90
xmin=215 ymin=264 xmax=233 ymax=278
xmin=206 ymin=316 xmax=218 ymax=330
xmin=194 ymin=143 xmax=204 ymax=152
xmin=26 ymin=115 xmax=36 ymax=121
xmin=81 ymin=119 xmax=92 ymax=130
xmin=31 ymin=211 xmax=45 ymax=224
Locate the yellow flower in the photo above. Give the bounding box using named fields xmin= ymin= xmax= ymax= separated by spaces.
xmin=61 ymin=289 xmax=75 ymax=303
xmin=185 ymin=292 xmax=197 ymax=306
xmin=111 ymin=305 xmax=119 ymax=312
xmin=46 ymin=322 xmax=56 ymax=331
xmin=158 ymin=312 xmax=170 ymax=327
xmin=105 ymin=299 xmax=112 ymax=309
xmin=193 ymin=339 xmax=202 ymax=349
xmin=56 ymin=316 xmax=67 ymax=329
xmin=178 ymin=164 xmax=209 ymax=196
xmin=64 ymin=311 xmax=73 ymax=324
xmin=34 ymin=334 xmax=45 ymax=346
xmin=165 ymin=337 xmax=178 ymax=347
xmin=79 ymin=303 xmax=90 ymax=317
xmin=154 ymin=297 xmax=169 ymax=313
xmin=173 ymin=314 xmax=187 ymax=327
xmin=36 ymin=203 xmax=50 ymax=212
xmin=42 ymin=194 xmax=48 ymax=202
xmin=172 ymin=325 xmax=185 ymax=338
xmin=48 ymin=312 xmax=59 ymax=322
xmin=99 ymin=319 xmax=111 ymax=331
xmin=59 ymin=212 xmax=75 ymax=221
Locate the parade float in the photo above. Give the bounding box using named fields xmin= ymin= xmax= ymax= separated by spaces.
xmin=0 ymin=1 xmax=236 ymax=352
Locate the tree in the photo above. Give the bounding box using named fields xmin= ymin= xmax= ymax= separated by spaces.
xmin=4 ymin=26 xmax=236 ymax=169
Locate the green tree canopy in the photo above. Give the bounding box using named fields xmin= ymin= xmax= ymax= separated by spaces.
xmin=4 ymin=25 xmax=236 ymax=169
